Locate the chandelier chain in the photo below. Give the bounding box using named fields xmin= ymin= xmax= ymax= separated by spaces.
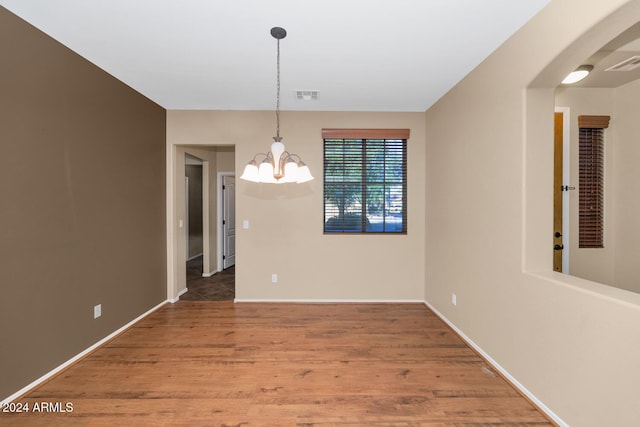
xmin=239 ymin=27 xmax=313 ymax=183
xmin=275 ymin=38 xmax=281 ymax=140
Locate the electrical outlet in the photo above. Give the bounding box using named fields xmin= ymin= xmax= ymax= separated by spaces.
xmin=451 ymin=293 xmax=457 ymax=306
xmin=94 ymin=304 xmax=102 ymax=319
xmin=271 ymin=274 xmax=278 ymax=283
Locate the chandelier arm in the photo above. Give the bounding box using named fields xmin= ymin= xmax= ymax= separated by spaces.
xmin=286 ymin=153 xmax=305 ymax=163
xmin=252 ymin=152 xmax=270 ymax=162
xmin=278 ymin=150 xmax=291 ymax=170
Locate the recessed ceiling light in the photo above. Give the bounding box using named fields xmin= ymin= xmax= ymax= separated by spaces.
xmin=562 ymin=65 xmax=594 ymax=84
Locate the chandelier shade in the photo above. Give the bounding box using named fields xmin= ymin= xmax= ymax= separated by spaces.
xmin=239 ymin=27 xmax=313 ymax=184
xmin=240 ymin=139 xmax=314 ymax=184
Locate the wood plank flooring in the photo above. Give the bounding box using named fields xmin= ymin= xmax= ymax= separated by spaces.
xmin=0 ymin=302 xmax=554 ymax=426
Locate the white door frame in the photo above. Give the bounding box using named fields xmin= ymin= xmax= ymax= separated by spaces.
xmin=217 ymin=172 xmax=235 ymax=272
xmin=200 ymin=158 xmax=211 ymax=275
xmin=184 ymin=176 xmax=189 ymax=261
xmin=185 ymin=155 xmax=207 ymax=264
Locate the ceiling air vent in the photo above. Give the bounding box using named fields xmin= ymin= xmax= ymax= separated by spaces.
xmin=296 ymin=90 xmax=319 ymax=101
xmin=605 ymin=55 xmax=640 ymax=71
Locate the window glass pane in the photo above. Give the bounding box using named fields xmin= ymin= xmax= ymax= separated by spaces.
xmin=324 ymin=136 xmax=406 ymax=234
xmin=363 ymin=183 xmax=382 ymax=232
xmin=325 ymin=139 xmax=362 ymax=182
xmin=324 ymin=183 xmax=363 ymax=232
xmin=384 ymin=140 xmax=405 ymax=182
xmin=384 ymin=184 xmax=404 ymax=232
xmin=365 ymin=140 xmax=385 ymax=183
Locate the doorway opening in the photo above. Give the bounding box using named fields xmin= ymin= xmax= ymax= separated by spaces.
xmin=181 ymin=170 xmax=236 ymax=301
xmin=185 ymin=154 xmax=204 ymax=263
xmin=168 ymin=144 xmax=235 ymax=302
xmin=182 ymin=257 xmax=235 ymax=301
xmin=220 ymin=173 xmax=236 ymax=270
xmin=553 ymin=108 xmax=570 ymax=274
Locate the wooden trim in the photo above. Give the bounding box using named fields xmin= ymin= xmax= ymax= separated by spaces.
xmin=578 ymin=115 xmax=610 ymax=129
xmin=322 ymin=128 xmax=410 ymax=140
xmin=553 ymin=113 xmax=563 ymax=272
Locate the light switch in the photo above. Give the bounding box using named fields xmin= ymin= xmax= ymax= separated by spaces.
xmin=243 ymin=220 xmax=249 ymax=229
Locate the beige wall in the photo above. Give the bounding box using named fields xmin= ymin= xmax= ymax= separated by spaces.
xmin=216 ymin=147 xmax=235 ymax=172
xmin=425 ymin=1 xmax=640 ymax=426
xmin=612 ymin=78 xmax=640 ymax=293
xmin=555 ymin=88 xmax=616 ymax=284
xmin=167 ymin=110 xmax=426 ymax=301
xmin=0 ymin=7 xmax=166 ymax=401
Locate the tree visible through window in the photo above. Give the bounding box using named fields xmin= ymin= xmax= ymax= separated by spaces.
xmin=323 ymin=129 xmax=408 ymax=234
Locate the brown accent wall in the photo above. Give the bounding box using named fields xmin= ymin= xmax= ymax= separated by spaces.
xmin=0 ymin=7 xmax=167 ymax=400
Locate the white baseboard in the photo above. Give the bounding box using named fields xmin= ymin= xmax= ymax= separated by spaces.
xmin=186 ymin=253 xmax=203 ymax=262
xmin=169 ymin=287 xmax=188 ymax=303
xmin=423 ymin=300 xmax=567 ymax=427
xmin=234 ymin=298 xmax=424 ymax=304
xmin=1 ymin=300 xmax=168 ymax=405
xmin=201 ymin=270 xmax=218 ymax=278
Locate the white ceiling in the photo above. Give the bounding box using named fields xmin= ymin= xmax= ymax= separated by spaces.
xmin=0 ymin=0 xmax=550 ymax=112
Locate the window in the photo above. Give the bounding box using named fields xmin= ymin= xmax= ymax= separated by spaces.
xmin=323 ymin=129 xmax=408 ymax=234
xmin=578 ymin=115 xmax=609 ymax=248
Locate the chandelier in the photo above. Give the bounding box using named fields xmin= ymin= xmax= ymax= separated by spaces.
xmin=240 ymin=27 xmax=313 ymax=184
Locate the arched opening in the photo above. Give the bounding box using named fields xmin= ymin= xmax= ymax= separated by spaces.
xmin=525 ymin=1 xmax=640 ymax=298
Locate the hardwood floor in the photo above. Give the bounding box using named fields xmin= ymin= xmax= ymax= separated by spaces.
xmin=1 ymin=302 xmax=554 ymax=426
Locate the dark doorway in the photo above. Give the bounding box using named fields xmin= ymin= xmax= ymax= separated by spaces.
xmin=180 ymin=255 xmax=235 ymax=301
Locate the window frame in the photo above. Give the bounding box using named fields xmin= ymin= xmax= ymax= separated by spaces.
xmin=322 ymin=128 xmax=409 ymax=235
xmin=577 ymin=115 xmax=609 ymax=248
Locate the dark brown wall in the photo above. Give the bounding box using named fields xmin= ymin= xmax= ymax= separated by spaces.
xmin=0 ymin=7 xmax=167 ymax=400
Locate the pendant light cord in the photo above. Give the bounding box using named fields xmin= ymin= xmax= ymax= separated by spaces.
xmin=275 ymin=37 xmax=281 ymax=140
